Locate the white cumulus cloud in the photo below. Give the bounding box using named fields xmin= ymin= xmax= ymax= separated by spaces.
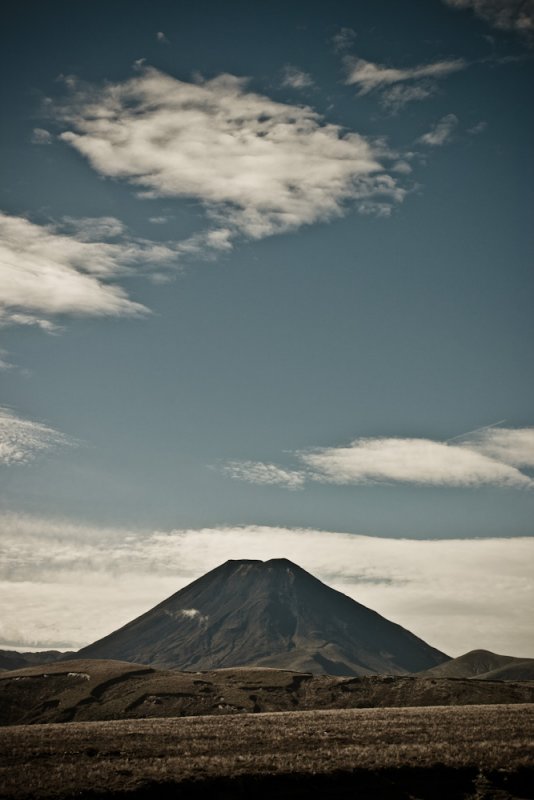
xmin=56 ymin=67 xmax=405 ymax=244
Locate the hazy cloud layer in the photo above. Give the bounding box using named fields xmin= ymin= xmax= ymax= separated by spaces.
xmin=344 ymin=56 xmax=466 ymax=110
xmin=0 ymin=407 xmax=71 ymax=466
xmin=225 ymin=427 xmax=534 ymax=489
xmin=0 ymin=514 xmax=532 ymax=657
xmin=0 ymin=211 xmax=180 ymax=329
xmin=418 ymin=114 xmax=459 ymax=146
xmin=443 ymin=0 xmax=534 ymax=34
xmin=57 ymin=67 xmax=405 ymax=244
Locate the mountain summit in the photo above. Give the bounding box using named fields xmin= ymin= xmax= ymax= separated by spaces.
xmin=78 ymin=558 xmax=448 ymax=675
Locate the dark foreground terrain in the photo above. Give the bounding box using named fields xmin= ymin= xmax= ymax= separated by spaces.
xmin=2 ymin=659 xmax=534 ymax=726
xmin=0 ymin=704 xmax=532 ymax=799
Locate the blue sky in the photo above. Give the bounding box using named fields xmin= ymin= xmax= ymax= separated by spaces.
xmin=1 ymin=0 xmax=533 ymax=653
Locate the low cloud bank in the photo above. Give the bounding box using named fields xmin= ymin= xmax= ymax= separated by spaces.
xmin=0 ymin=514 xmax=532 ymax=658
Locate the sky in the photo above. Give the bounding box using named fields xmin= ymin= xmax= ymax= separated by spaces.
xmin=1 ymin=0 xmax=533 ymax=657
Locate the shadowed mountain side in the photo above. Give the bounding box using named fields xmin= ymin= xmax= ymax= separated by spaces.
xmin=76 ymin=559 xmax=448 ymax=675
xmin=1 ymin=659 xmax=534 ymax=726
xmin=417 ymin=650 xmax=534 ymax=681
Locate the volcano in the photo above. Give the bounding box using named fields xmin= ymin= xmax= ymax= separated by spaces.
xmin=78 ymin=559 xmax=448 ymax=675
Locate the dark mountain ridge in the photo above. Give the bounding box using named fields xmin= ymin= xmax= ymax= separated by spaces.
xmin=77 ymin=558 xmax=448 ymax=675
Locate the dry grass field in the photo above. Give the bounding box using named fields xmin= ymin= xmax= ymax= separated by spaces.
xmin=0 ymin=703 xmax=533 ymax=799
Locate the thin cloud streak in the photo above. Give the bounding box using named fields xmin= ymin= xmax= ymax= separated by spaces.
xmin=344 ymin=56 xmax=466 ymax=110
xmin=0 ymin=514 xmax=532 ymax=657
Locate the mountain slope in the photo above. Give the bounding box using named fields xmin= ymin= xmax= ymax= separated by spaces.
xmin=77 ymin=559 xmax=448 ymax=675
xmin=417 ymin=649 xmax=534 ymax=680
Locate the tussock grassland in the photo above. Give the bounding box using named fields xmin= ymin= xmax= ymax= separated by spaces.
xmin=0 ymin=704 xmax=533 ymax=799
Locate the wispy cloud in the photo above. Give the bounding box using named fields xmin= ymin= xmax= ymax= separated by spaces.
xmin=222 ymin=461 xmax=306 ymax=489
xmin=156 ymin=31 xmax=169 ymax=43
xmin=56 ymin=67 xmax=405 ymax=246
xmin=0 ymin=407 xmax=72 ymax=466
xmin=0 ymin=349 xmax=14 ymax=370
xmin=280 ymin=65 xmax=314 ymax=89
xmin=0 ymin=211 xmax=180 ymax=330
xmin=443 ymin=0 xmax=534 ymax=36
xmin=1 ymin=514 xmax=532 ymax=657
xmin=224 ymin=427 xmax=534 ymax=490
xmin=468 ymin=120 xmax=487 ymax=134
xmin=331 ymin=27 xmax=357 ymax=53
xmin=31 ymin=127 xmax=52 ymax=145
xmin=418 ymin=113 xmax=459 ymax=146
xmin=344 ymin=56 xmax=466 ymax=110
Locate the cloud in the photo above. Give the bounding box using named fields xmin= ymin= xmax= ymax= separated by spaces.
xmin=224 ymin=427 xmax=534 ymax=490
xmin=280 ymin=65 xmax=314 ymax=89
xmin=0 ymin=349 xmax=14 ymax=370
xmin=0 ymin=407 xmax=72 ymax=466
xmin=222 ymin=461 xmax=306 ymax=489
xmin=0 ymin=211 xmax=182 ymax=329
xmin=331 ymin=27 xmax=357 ymax=53
xmin=31 ymin=128 xmax=52 ymax=145
xmin=380 ymin=84 xmax=437 ymax=113
xmin=465 ymin=426 xmax=534 ymax=467
xmin=156 ymin=31 xmax=169 ymax=43
xmin=417 ymin=113 xmax=459 ymax=146
xmin=467 ymin=120 xmax=487 ymax=134
xmin=344 ymin=56 xmax=466 ymax=110
xmin=0 ymin=514 xmax=532 ymax=657
xmin=56 ymin=67 xmax=406 ymax=244
xmin=443 ymin=0 xmax=534 ymax=35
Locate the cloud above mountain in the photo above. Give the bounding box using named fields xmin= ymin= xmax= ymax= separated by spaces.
xmin=223 ymin=426 xmax=534 ymax=489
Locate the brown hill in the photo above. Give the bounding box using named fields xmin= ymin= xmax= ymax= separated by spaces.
xmin=76 ymin=558 xmax=448 ymax=675
xmin=417 ymin=649 xmax=534 ymax=680
xmin=1 ymin=659 xmax=534 ymax=726
xmin=0 ymin=650 xmax=70 ymax=672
